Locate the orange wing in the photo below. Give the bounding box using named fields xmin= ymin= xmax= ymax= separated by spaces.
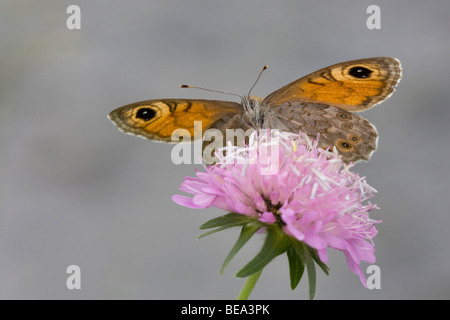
xmin=263 ymin=57 xmax=402 ymax=112
xmin=108 ymin=99 xmax=242 ymax=142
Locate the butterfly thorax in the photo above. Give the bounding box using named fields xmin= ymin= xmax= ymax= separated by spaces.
xmin=241 ymin=95 xmax=267 ymax=129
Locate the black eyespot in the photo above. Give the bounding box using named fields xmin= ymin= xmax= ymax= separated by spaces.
xmin=336 ymin=139 xmax=354 ymax=152
xmin=340 ymin=141 xmax=350 ymax=149
xmin=337 ymin=112 xmax=352 ymax=121
xmin=136 ymin=108 xmax=156 ymax=121
xmin=348 ymin=134 xmax=361 ymax=144
xmin=349 ymin=66 xmax=372 ymax=78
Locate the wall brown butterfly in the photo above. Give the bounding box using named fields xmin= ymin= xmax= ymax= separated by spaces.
xmin=109 ymin=57 xmax=402 ymax=163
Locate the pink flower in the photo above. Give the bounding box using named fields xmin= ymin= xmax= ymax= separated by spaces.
xmin=173 ymin=130 xmax=380 ymax=287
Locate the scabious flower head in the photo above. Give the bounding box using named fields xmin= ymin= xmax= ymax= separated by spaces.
xmin=173 ymin=130 xmax=380 ymax=288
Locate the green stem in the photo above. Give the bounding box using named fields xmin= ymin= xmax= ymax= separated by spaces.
xmin=236 ymin=269 xmax=263 ymax=300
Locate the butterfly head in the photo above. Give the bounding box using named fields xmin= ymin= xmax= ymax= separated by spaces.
xmin=240 ymin=95 xmax=265 ymax=129
xmin=241 ymin=95 xmax=263 ymax=110
xmin=239 ymin=64 xmax=269 ymax=123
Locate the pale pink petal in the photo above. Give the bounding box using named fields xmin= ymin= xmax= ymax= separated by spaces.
xmin=259 ymin=211 xmax=276 ymax=224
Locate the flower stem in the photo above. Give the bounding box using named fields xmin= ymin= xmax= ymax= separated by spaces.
xmin=236 ymin=269 xmax=263 ymax=300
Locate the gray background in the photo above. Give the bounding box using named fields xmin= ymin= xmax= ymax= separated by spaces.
xmin=1 ymin=0 xmax=449 ymax=299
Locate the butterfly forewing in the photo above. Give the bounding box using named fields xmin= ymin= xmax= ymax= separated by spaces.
xmin=109 ymin=99 xmax=242 ymax=142
xmin=263 ymin=57 xmax=402 ymax=112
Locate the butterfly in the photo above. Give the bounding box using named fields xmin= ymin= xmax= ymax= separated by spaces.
xmin=109 ymin=57 xmax=402 ymax=164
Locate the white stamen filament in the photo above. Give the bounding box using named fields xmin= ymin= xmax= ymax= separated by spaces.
xmin=310 ymin=183 xmax=319 ymax=199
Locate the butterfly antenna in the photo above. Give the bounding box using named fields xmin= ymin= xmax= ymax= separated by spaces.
xmin=247 ymin=65 xmax=268 ymax=97
xmin=180 ymin=84 xmax=243 ymax=99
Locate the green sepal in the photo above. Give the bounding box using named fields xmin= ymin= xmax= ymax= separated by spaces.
xmin=198 ymin=212 xmax=331 ymax=300
xmin=307 ymin=246 xmax=330 ymax=275
xmin=304 ymin=246 xmax=317 ymax=300
xmin=236 ymin=226 xmax=290 ymax=278
xmin=290 ymin=240 xmax=317 ymax=300
xmin=220 ymin=223 xmax=261 ymax=275
xmin=286 ymin=246 xmax=305 ymax=290
xmin=198 ymin=212 xmax=255 ymax=239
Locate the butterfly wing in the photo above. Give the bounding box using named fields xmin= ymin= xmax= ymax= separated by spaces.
xmin=263 ymin=57 xmax=402 ymax=112
xmin=108 ymin=99 xmax=242 ymax=142
xmin=268 ymin=102 xmax=378 ymax=163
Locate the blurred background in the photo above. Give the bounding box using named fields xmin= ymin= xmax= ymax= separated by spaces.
xmin=1 ymin=0 xmax=449 ymax=299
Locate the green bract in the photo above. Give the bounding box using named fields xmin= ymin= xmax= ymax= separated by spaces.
xmin=199 ymin=212 xmax=330 ymax=299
